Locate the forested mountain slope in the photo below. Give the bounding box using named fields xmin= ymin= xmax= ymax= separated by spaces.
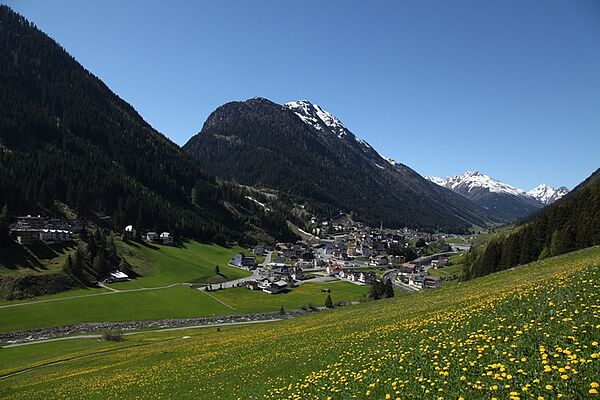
xmin=463 ymin=167 xmax=600 ymax=279
xmin=184 ymin=98 xmax=493 ymax=232
xmin=0 ymin=6 xmax=293 ymax=244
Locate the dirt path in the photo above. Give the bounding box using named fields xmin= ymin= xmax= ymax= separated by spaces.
xmin=199 ymin=289 xmax=237 ymax=310
xmin=0 ymin=283 xmax=183 ymax=309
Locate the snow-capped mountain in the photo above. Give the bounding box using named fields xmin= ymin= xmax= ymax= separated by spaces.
xmin=425 ymin=171 xmax=527 ymax=197
xmin=527 ymin=184 xmax=569 ymax=205
xmin=285 ymin=100 xmax=348 ymax=139
xmin=184 ymin=97 xmax=493 ymax=231
xmin=284 ymin=100 xmax=378 ymax=154
xmin=426 ymin=171 xmax=544 ymax=221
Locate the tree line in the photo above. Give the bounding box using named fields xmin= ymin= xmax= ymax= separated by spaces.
xmin=462 ymin=169 xmax=600 ymax=280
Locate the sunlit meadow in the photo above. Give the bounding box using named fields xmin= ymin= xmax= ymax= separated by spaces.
xmin=1 ymin=247 xmax=599 ymax=399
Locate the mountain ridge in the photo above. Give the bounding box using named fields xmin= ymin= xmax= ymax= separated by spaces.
xmin=184 ymin=98 xmax=495 ymax=232
xmin=426 ymin=171 xmax=568 ymax=221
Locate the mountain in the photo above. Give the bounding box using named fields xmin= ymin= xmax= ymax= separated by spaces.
xmin=184 ymin=98 xmax=493 ymax=232
xmin=463 ymin=168 xmax=600 ymax=279
xmin=0 ymin=6 xmax=293 ymax=244
xmin=527 ymin=184 xmax=569 ymax=205
xmin=426 ymin=171 xmax=544 ymax=222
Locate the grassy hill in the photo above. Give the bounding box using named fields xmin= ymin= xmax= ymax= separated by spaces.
xmin=0 ymin=241 xmax=370 ymax=332
xmin=1 ymin=246 xmax=598 ymax=399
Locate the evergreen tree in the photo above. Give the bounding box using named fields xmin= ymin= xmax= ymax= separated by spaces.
xmin=384 ymin=279 xmax=395 ymax=298
xmin=0 ymin=204 xmax=10 ymax=246
xmin=325 ymin=294 xmax=333 ymax=308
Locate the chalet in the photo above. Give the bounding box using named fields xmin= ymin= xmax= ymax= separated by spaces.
xmin=108 ymin=271 xmax=129 ymax=282
xmin=245 ymin=280 xmax=260 ymax=291
xmin=408 ymin=274 xmax=425 ymax=288
xmin=146 ymin=232 xmax=158 ymax=242
xmin=370 ymin=255 xmax=388 ymax=267
xmin=326 ymin=264 xmax=343 ymax=276
xmin=290 ymin=270 xmax=304 ymax=281
xmin=230 ymin=253 xmax=244 ymax=267
xmin=451 ymin=244 xmax=472 ymax=252
xmin=358 ymin=272 xmax=376 ymax=284
xmin=262 ymin=280 xmax=288 ymax=294
xmin=424 ymin=275 xmax=442 ymax=288
xmin=431 ymin=256 xmax=448 ymax=268
xmin=160 ymin=232 xmax=174 ymax=245
xmin=253 ymin=245 xmax=265 ymax=256
xmin=241 ymin=255 xmax=257 ymax=269
xmin=294 ymin=261 xmax=312 ymax=269
xmin=230 ymin=253 xmax=258 ymax=269
xmin=124 ymin=225 xmax=137 ymax=239
xmin=39 ymin=229 xmax=72 ymax=244
xmin=399 ymin=263 xmax=417 ymax=275
xmin=13 ymin=229 xmax=40 ymax=245
xmin=338 ymin=269 xmax=351 ymax=279
xmin=390 ymin=255 xmax=406 ymax=266
xmin=15 ymin=215 xmax=47 ymax=229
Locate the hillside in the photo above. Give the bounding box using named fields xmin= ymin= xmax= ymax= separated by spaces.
xmin=0 ymin=6 xmax=293 ymax=244
xmin=464 ymin=168 xmax=600 ymax=279
xmin=426 ymin=171 xmax=560 ymax=221
xmin=184 ymin=98 xmax=493 ymax=232
xmin=1 ymin=246 xmax=599 ymax=399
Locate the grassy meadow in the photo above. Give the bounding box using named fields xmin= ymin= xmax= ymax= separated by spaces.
xmin=1 ymin=246 xmax=598 ymax=399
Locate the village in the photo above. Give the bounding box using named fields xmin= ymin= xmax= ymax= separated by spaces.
xmin=224 ymin=213 xmax=473 ymax=295
xmin=5 ymin=212 xmax=473 ymax=293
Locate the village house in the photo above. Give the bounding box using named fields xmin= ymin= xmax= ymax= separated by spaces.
xmin=424 ymin=275 xmax=442 ymax=288
xmin=326 ymin=264 xmax=343 ymax=276
xmin=259 ymin=279 xmax=288 ymax=294
xmin=358 ymin=272 xmax=376 ymax=284
xmin=431 ymin=256 xmax=448 ymax=268
xmin=13 ymin=229 xmax=40 ymax=245
xmin=245 ymin=280 xmax=260 ymax=291
xmin=124 ymin=225 xmax=137 ymax=239
xmin=159 ymin=232 xmax=174 ymax=245
xmin=107 ymin=271 xmax=129 ymax=282
xmin=290 ymin=269 xmax=304 ymax=281
xmin=389 ymin=255 xmax=407 ymax=266
xmin=253 ymin=245 xmax=265 ymax=256
xmin=39 ymin=229 xmax=72 ymax=244
xmin=399 ymin=262 xmax=417 ymax=275
xmin=146 ymin=232 xmax=158 ymax=242
xmin=370 ymin=255 xmax=388 ymax=267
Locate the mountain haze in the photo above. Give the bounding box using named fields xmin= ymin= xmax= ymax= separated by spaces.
xmin=184 ymin=98 xmax=493 ymax=232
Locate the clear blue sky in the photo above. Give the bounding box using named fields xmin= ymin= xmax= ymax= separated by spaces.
xmin=5 ymin=0 xmax=600 ymax=190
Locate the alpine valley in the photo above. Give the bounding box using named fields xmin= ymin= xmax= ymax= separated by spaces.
xmin=2 ymin=6 xmax=600 ymax=400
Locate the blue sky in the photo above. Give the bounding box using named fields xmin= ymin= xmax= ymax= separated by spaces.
xmin=5 ymin=0 xmax=600 ymax=190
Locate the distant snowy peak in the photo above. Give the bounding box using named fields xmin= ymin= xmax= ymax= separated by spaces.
xmin=284 ymin=100 xmax=348 ymax=138
xmin=426 ymin=171 xmax=526 ymax=197
xmin=527 ymin=184 xmax=569 ymax=205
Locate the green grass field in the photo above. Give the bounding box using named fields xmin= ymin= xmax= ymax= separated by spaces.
xmin=114 ymin=240 xmax=251 ymax=288
xmin=1 ymin=246 xmax=598 ymax=399
xmin=210 ymin=281 xmax=370 ymax=313
xmin=0 ymin=281 xmax=369 ymax=333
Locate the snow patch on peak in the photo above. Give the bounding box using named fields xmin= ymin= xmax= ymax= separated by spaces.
xmin=285 ymin=100 xmax=347 ymax=138
xmin=426 ymin=171 xmax=526 ymax=197
xmin=527 ymin=184 xmax=568 ymax=205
